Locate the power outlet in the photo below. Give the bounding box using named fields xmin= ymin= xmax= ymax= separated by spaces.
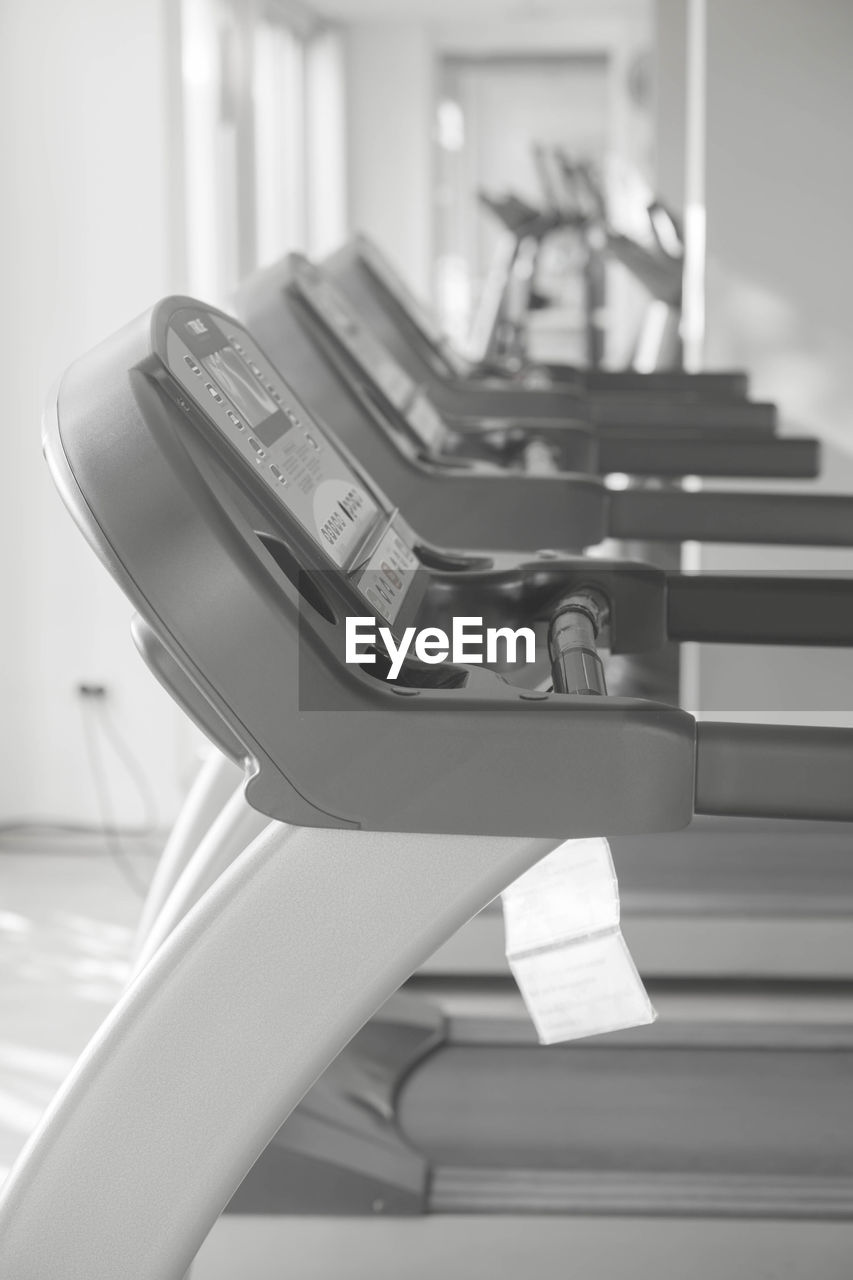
xmin=77 ymin=683 xmax=109 ymax=699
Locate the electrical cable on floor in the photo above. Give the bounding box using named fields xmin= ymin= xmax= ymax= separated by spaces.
xmin=93 ymin=698 xmax=161 ymax=838
xmin=0 ymin=821 xmax=160 ymax=840
xmin=78 ymin=699 xmax=152 ymax=897
xmin=0 ymin=697 xmax=167 ymax=896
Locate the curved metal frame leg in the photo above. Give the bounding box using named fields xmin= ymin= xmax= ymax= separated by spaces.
xmin=134 ymin=751 xmax=243 ymax=955
xmin=134 ymin=794 xmax=271 ymax=974
xmin=0 ymin=824 xmax=558 ymax=1280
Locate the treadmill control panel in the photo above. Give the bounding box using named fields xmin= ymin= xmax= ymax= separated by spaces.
xmin=292 ymin=258 xmax=447 ymax=453
xmin=165 ymin=307 xmax=420 ymax=624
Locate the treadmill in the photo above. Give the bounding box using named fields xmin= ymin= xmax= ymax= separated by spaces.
xmin=347 ymin=225 xmax=747 ymax=400
xmin=472 ymin=173 xmax=684 ymax=377
xmin=137 ymin=257 xmax=852 ymax=986
xmin=5 ymin=298 xmax=853 ymax=1279
xmin=549 ymin=151 xmax=689 ymax=374
xmin=234 ymin=254 xmax=838 ymax=555
xmin=260 ymin=254 xmax=853 ymax=977
xmin=236 ymin=251 xmax=817 ymax=724
xmin=467 ymin=187 xmax=577 ymax=372
xmin=326 ymin=234 xmax=777 ymax=428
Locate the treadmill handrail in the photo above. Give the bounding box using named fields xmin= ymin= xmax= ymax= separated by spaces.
xmin=695 ymin=723 xmax=853 ymax=821
xmin=598 ymin=434 xmax=819 ymax=480
xmin=609 ymin=488 xmax=853 ymax=545
xmin=666 ymin=572 xmax=853 ymax=645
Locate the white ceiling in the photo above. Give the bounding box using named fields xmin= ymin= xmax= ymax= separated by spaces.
xmin=311 ymin=0 xmax=647 ymax=25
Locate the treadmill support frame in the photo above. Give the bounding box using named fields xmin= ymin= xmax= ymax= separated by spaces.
xmin=0 ymin=822 xmax=559 ymax=1280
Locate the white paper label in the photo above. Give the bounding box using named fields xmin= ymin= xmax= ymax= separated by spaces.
xmin=502 ymin=837 xmax=655 ymax=1045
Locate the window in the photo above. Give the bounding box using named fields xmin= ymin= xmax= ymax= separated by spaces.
xmin=180 ymin=0 xmax=346 ymax=302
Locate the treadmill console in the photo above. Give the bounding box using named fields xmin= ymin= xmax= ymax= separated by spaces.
xmin=44 ymin=294 xmax=693 ymax=835
xmin=290 ymin=257 xmax=448 ymax=453
xmin=165 ymin=306 xmax=422 ymax=628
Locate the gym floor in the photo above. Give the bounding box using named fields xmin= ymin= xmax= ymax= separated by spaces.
xmin=0 ymin=840 xmax=152 ymax=1182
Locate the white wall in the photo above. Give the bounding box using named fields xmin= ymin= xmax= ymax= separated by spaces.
xmin=343 ymin=8 xmax=653 ymax=313
xmin=705 ymin=0 xmax=853 ymax=450
xmin=344 ymin=23 xmax=436 ymax=295
xmin=652 ymin=0 xmax=686 ymax=210
xmin=696 ymin=0 xmax=853 ymax=723
xmin=0 ymin=0 xmax=199 ymax=828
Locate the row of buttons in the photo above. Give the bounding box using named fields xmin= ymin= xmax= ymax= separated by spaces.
xmin=182 ymin=356 xmax=243 ymax=429
xmin=184 ymin=355 xmax=221 ymax=411
xmin=247 ymin=438 xmax=288 ymax=484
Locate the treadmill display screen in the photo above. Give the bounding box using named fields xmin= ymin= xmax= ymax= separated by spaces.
xmin=200 ymin=347 xmax=279 ymax=432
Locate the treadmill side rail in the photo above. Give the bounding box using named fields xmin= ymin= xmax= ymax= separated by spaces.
xmin=609 ymin=489 xmax=853 ymax=546
xmin=574 ymin=367 xmax=749 ymax=398
xmin=695 ymin=723 xmax=853 ymax=821
xmin=442 ymin=386 xmax=777 ymax=434
xmin=666 ymin=573 xmax=853 ymax=646
xmin=598 ymin=434 xmax=820 ymax=480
